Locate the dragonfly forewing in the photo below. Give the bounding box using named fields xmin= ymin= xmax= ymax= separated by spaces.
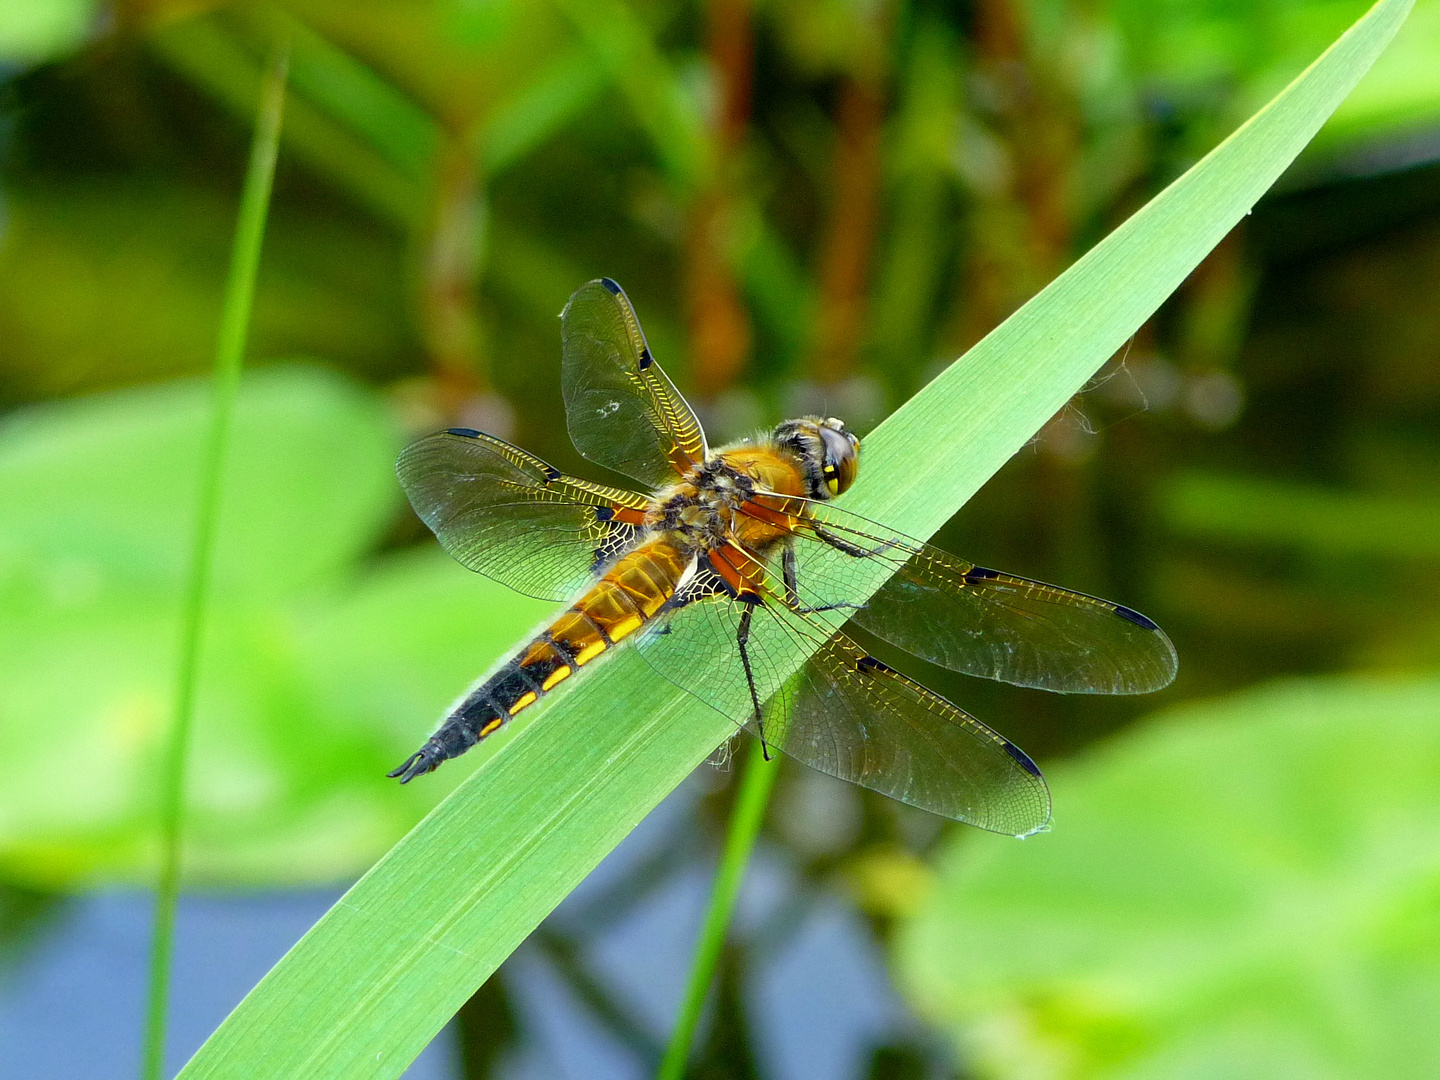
xmin=770 ymin=501 xmax=1178 ymax=694
xmin=561 ymin=279 xmax=708 ymax=489
xmin=636 ymin=587 xmax=1052 ymax=835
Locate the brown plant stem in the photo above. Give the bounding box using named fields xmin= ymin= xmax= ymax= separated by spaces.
xmin=423 ymin=128 xmax=492 ymax=423
xmin=687 ymin=0 xmax=754 ymax=399
xmin=810 ymin=5 xmax=893 ymax=384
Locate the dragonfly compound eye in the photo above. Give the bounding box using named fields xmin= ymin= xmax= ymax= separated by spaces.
xmin=818 ymin=423 xmax=859 ymax=496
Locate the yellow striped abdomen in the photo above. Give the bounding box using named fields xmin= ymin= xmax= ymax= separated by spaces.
xmin=390 ymin=538 xmax=688 ymax=782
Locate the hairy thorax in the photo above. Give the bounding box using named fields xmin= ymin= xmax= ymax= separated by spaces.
xmin=646 ymin=447 xmax=810 ymax=556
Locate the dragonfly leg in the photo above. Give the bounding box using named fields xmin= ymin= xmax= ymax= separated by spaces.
xmin=812 ymin=523 xmax=894 ymax=559
xmin=783 ymin=542 xmax=866 ymax=616
xmin=735 ymin=604 xmax=772 ymax=760
xmin=782 ymin=544 xmax=801 ymax=607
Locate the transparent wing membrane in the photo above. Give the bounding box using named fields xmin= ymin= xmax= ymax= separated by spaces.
xmin=636 ymin=585 xmax=1052 ymax=835
xmin=398 ymin=271 xmax=1170 ymax=830
xmin=748 ymin=496 xmax=1178 ymax=695
xmin=561 ymin=278 xmax=708 ymax=488
xmin=396 ymin=428 xmax=650 ymax=602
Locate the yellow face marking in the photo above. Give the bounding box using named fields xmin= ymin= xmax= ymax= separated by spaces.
xmin=509 ymin=691 xmax=538 ymax=715
xmin=608 ymin=614 xmax=643 ymax=641
xmin=575 ymin=640 xmax=606 ymax=665
xmin=479 ymin=717 xmax=504 ymax=737
xmin=541 ymin=665 xmax=572 ymax=691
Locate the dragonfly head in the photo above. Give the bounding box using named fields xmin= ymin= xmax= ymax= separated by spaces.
xmin=774 ymin=416 xmax=860 ymax=499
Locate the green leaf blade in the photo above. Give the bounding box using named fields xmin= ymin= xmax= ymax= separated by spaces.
xmin=174 ymin=2 xmax=1416 ymax=1076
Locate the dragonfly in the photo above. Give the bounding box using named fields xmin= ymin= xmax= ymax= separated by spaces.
xmin=389 ymin=278 xmax=1177 ymax=836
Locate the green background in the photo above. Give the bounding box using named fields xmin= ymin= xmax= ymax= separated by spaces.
xmin=4 ymin=0 xmax=1440 ymax=1076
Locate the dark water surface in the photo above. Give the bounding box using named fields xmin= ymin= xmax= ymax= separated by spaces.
xmin=0 ymin=777 xmax=908 ymax=1080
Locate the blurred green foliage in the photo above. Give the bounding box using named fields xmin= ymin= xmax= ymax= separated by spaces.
xmin=0 ymin=0 xmax=1436 ymax=419
xmin=0 ymin=368 xmax=549 ymax=887
xmin=3 ymin=0 xmax=1440 ymax=1075
xmin=895 ymin=675 xmax=1440 ymax=1079
xmin=1162 ymin=470 xmax=1440 ymax=559
xmin=0 ymin=0 xmax=97 ymax=65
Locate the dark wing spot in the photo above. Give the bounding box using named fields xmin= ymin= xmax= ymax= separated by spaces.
xmin=447 ymin=427 xmax=481 ymax=438
xmin=599 ymin=278 xmax=623 ymax=295
xmin=1112 ymin=603 xmax=1160 ymax=631
xmin=1002 ymin=740 xmax=1043 ymax=778
xmin=543 ymin=465 xmax=562 ymax=482
xmin=593 ymin=505 xmax=615 ymax=521
xmin=856 ymin=655 xmax=895 ymax=675
xmin=638 ymin=347 xmax=653 ymax=370
xmin=963 ymin=566 xmax=1001 ymax=585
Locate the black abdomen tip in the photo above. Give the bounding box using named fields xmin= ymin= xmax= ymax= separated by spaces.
xmin=388 ymin=747 xmax=438 ymax=784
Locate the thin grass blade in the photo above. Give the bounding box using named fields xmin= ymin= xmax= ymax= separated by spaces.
xmin=656 ymin=741 xmax=779 ymax=1080
xmin=141 ymin=41 xmax=289 ymax=1080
